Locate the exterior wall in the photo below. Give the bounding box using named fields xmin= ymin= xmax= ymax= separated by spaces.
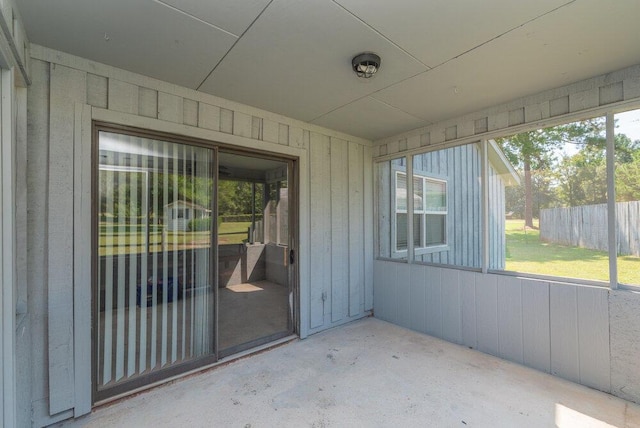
xmin=373 ymin=62 xmax=640 ymax=405
xmin=373 ymin=261 xmax=612 ymax=393
xmin=24 ymin=45 xmax=373 ymax=426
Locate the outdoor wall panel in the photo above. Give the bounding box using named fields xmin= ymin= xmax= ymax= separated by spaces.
xmin=47 ymin=63 xmax=86 ymax=414
xmin=440 ymin=269 xmax=461 ymax=344
xmin=424 ymin=266 xmax=443 ymax=338
xmin=330 ymin=138 xmax=349 ymax=323
xmin=497 ymin=276 xmax=524 ymax=364
xmin=521 ymin=279 xmax=551 ymax=373
xmin=475 ymin=274 xmax=498 ymax=357
xmin=396 ymin=263 xmax=411 ymax=329
xmin=460 ymin=271 xmax=477 ymax=349
xmin=28 ymin=45 xmax=375 ymax=425
xmin=309 ymin=133 xmax=331 ymax=329
xmin=549 ymin=284 xmax=580 ymax=383
xmin=409 ymin=264 xmax=426 ymax=332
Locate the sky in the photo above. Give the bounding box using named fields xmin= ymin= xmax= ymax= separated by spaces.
xmin=615 ymin=108 xmax=640 ymax=142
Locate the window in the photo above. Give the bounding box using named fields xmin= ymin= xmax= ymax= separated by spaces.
xmin=376 ymin=108 xmax=640 ymax=289
xmin=395 ymin=172 xmax=447 ymax=250
xmin=376 ymin=157 xmax=407 ymax=260
xmin=491 ymin=116 xmax=610 ymax=282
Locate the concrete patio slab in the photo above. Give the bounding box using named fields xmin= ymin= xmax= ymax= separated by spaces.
xmin=62 ymin=318 xmax=640 ymax=427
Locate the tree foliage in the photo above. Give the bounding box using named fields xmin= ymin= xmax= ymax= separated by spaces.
xmin=499 ymin=118 xmax=640 ymax=219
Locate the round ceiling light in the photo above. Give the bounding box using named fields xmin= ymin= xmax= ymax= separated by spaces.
xmin=352 ymin=53 xmax=381 ymax=78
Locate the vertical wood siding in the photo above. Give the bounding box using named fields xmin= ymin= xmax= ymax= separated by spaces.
xmin=30 ymin=50 xmax=373 ymax=423
xmin=373 ymin=260 xmax=612 ymax=395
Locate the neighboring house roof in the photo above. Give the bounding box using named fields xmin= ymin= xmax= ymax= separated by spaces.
xmin=164 ymin=200 xmax=211 ymax=213
xmin=488 ymin=140 xmax=520 ymax=187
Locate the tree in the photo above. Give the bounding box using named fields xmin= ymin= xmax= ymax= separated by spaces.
xmin=496 ymin=118 xmax=605 ymax=228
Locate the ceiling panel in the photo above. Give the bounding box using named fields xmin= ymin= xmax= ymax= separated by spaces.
xmin=334 ymin=0 xmax=571 ymax=67
xmin=198 ymin=0 xmax=427 ymax=123
xmin=157 ymin=0 xmax=270 ymax=37
xmin=312 ymin=97 xmax=427 ymax=140
xmin=18 ymin=0 xmax=237 ymax=88
xmin=372 ymin=0 xmax=640 ymax=125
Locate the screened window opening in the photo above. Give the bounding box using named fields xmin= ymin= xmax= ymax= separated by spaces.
xmin=491 ymin=116 xmax=611 ymax=281
xmin=614 ymin=108 xmax=640 ymax=287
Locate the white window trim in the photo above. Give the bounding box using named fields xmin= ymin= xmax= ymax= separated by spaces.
xmin=392 ymin=170 xmax=449 ymax=258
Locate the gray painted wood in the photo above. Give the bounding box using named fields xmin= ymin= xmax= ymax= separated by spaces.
xmin=376 ymin=161 xmax=391 ymax=258
xmin=251 ymin=116 xmax=262 ymax=140
xmin=373 ymin=261 xmax=385 ymax=319
xmin=25 ymin=59 xmax=50 ymax=414
xmin=233 ymin=111 xmax=252 ymax=138
xmin=309 ymin=133 xmax=331 ymax=328
xmin=138 ymin=87 xmax=158 ymax=119
xmin=577 ymin=286 xmax=610 ymax=391
xmin=396 ymin=263 xmax=411 ymax=329
xmin=459 ymin=270 xmax=477 ymax=348
xmin=158 ymin=92 xmax=183 ymax=124
xmin=599 ymin=82 xmax=624 ymax=105
xmin=330 ymin=138 xmax=349 ymax=323
xmin=383 ymin=262 xmax=398 ymax=324
xmin=424 ymin=266 xmax=443 ymax=338
xmin=86 ymin=73 xmax=107 ymax=108
xmin=278 ymin=124 xmax=289 ymax=146
xmin=220 ymin=108 xmax=233 ymax=133
xmin=73 ymin=104 xmax=92 ymax=416
xmin=440 ymin=268 xmax=461 ymax=344
xmin=550 ymin=284 xmax=579 ymax=383
xmin=409 ymin=264 xmax=426 ymax=332
xmin=521 ymin=279 xmax=551 ymax=373
xmin=348 ymin=143 xmax=364 ymax=317
xmin=475 ymin=274 xmax=498 ymax=356
xmin=197 ymin=103 xmax=220 ymax=131
xmin=48 ymin=63 xmax=86 ymax=414
xmin=262 ymin=119 xmax=279 ymax=144
xmin=108 ymin=79 xmax=138 ymax=114
xmin=497 ymin=276 xmax=524 ymax=364
xmin=182 ymin=99 xmax=198 ymax=127
xmin=363 ymin=145 xmax=374 ymax=312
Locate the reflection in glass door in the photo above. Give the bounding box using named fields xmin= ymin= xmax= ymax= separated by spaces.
xmin=95 ymin=131 xmax=214 ymax=399
xmin=217 ymin=152 xmax=292 ymax=355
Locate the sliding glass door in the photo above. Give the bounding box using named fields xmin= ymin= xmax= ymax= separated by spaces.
xmin=95 ymin=130 xmax=215 ymax=400
xmin=94 ymin=126 xmax=296 ymax=401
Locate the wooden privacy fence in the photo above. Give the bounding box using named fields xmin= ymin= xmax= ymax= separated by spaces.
xmin=540 ymin=201 xmax=640 ymax=256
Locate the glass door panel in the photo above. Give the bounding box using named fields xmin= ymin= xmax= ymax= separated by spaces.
xmin=217 ymin=152 xmax=292 ymax=355
xmin=96 ymin=131 xmax=214 ymax=398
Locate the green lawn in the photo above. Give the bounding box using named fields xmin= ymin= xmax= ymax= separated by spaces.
xmin=505 ymin=219 xmax=640 ymax=285
xmin=99 ymin=221 xmax=252 ymax=255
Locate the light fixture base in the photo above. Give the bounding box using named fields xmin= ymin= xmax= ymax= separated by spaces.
xmin=352 ymin=53 xmax=381 ymax=78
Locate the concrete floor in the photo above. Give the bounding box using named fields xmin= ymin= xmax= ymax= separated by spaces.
xmin=63 ymin=318 xmax=640 ymax=428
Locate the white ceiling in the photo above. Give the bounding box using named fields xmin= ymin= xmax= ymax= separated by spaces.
xmin=16 ymin=0 xmax=640 ymax=141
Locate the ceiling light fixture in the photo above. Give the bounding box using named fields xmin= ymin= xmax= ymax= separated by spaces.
xmin=352 ymin=53 xmax=381 ymax=78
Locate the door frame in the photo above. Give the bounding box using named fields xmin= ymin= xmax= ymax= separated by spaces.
xmin=91 ymin=121 xmax=300 ymax=403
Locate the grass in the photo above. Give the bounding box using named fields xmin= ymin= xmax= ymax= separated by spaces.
xmin=99 ymin=221 xmax=252 ymax=255
xmin=505 ymin=219 xmax=640 ymax=285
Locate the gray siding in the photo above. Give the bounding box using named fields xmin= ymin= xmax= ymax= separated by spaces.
xmin=379 ymin=144 xmax=506 ymax=269
xmin=25 ymin=46 xmax=374 ymax=425
xmin=374 ymin=260 xmax=617 ymax=399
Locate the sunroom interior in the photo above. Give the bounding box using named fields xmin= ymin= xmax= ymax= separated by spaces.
xmin=1 ymin=0 xmax=640 ymax=426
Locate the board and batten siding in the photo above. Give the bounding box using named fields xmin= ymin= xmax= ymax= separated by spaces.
xmin=374 ymin=260 xmax=612 ymax=393
xmin=378 ymin=144 xmax=506 ymax=269
xmin=25 ymin=45 xmax=373 ymax=426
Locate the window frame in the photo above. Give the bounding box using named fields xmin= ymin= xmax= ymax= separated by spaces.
xmin=374 ymin=102 xmax=640 ymax=291
xmin=392 ymin=169 xmax=449 ymax=257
